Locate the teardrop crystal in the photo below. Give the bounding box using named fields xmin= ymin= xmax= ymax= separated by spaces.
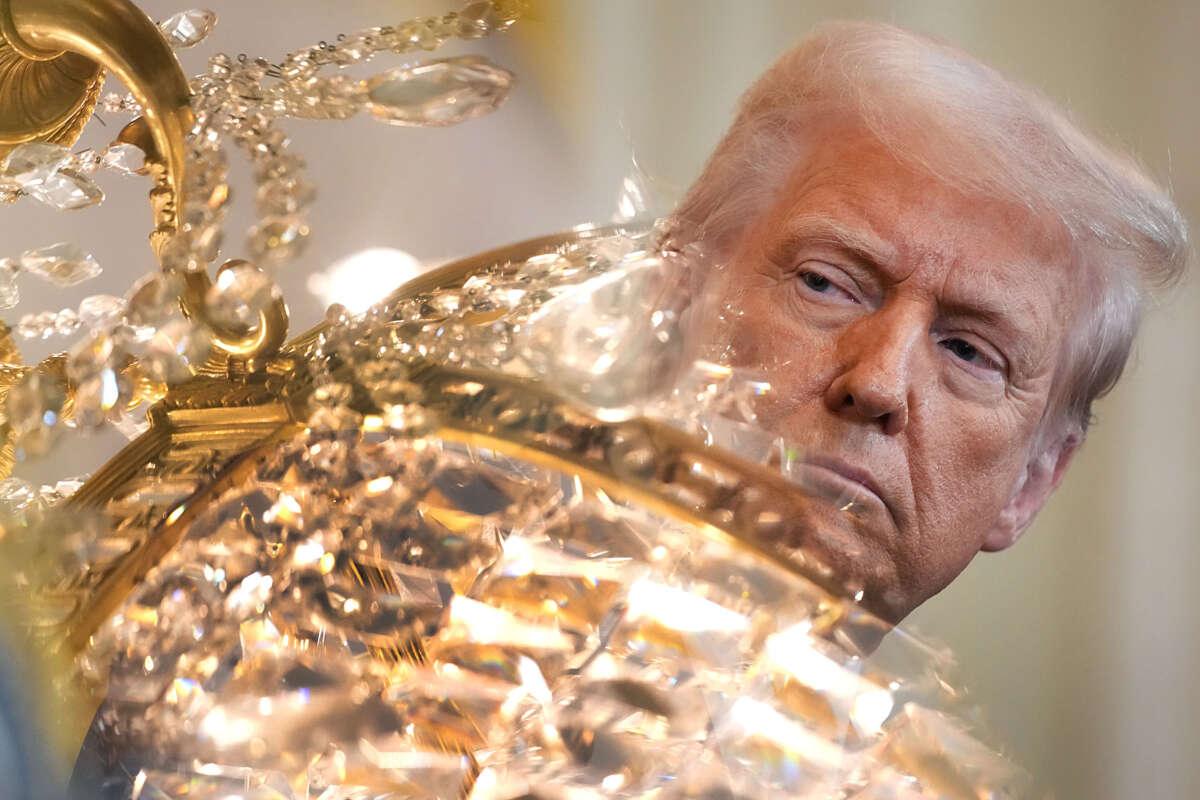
xmin=159 ymin=9 xmax=217 ymax=49
xmin=78 ymin=295 xmax=126 ymax=330
xmin=19 ymin=242 xmax=101 ymax=287
xmin=364 ymin=56 xmax=514 ymax=127
xmin=1 ymin=142 xmax=71 ymax=189
xmin=27 ymin=168 xmax=104 ymax=210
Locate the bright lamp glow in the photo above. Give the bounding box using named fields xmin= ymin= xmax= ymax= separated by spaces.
xmin=307 ymin=247 xmax=425 ymax=314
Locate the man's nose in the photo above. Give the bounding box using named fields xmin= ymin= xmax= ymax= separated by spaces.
xmin=823 ymin=309 xmax=921 ymax=435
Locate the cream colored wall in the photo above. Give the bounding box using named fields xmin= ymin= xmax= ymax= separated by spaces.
xmin=0 ymin=2 xmax=1194 ymax=797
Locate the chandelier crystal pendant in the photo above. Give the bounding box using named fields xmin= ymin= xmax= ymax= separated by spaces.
xmin=0 ymin=2 xmax=1032 ymax=799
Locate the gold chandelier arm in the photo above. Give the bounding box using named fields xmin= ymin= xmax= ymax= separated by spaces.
xmin=2 ymin=0 xmax=290 ymax=363
xmin=2 ymin=0 xmax=192 ymax=211
xmin=62 ymin=356 xmax=853 ymax=652
xmin=183 ymin=263 xmax=290 ymax=362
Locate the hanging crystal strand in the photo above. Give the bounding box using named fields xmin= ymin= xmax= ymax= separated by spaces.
xmin=268 ymin=0 xmax=526 ymax=123
xmin=158 ymin=66 xmax=232 ymax=277
xmin=179 ymin=52 xmax=311 ymax=273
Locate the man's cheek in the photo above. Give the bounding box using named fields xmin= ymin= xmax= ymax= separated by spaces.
xmin=722 ymin=293 xmax=777 ymax=365
xmin=955 ymin=411 xmax=1031 ymax=483
xmin=727 ymin=292 xmax=801 ymax=362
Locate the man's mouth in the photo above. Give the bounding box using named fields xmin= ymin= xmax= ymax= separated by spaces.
xmin=791 ymin=455 xmax=888 ymax=516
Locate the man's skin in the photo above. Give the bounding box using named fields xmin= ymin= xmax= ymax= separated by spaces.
xmin=712 ymin=121 xmax=1083 ymax=623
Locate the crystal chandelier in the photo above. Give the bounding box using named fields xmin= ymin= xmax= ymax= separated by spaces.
xmin=0 ymin=2 xmax=1033 ymax=798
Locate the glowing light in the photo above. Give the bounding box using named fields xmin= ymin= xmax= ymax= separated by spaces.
xmin=99 ymin=369 xmax=120 ymax=409
xmin=726 ymin=697 xmax=844 ymax=769
xmin=765 ymin=625 xmax=894 ymax=736
xmin=517 ymin=655 xmax=552 ymax=705
xmin=307 ymin=247 xmax=426 ymax=314
xmin=264 ymin=493 xmax=303 ymax=526
xmin=293 ymin=539 xmax=325 ymax=565
xmin=601 ymin=773 xmax=626 ymax=791
xmin=626 ymin=580 xmax=747 ymax=634
xmin=445 ymin=596 xmax=572 ymax=651
xmin=850 ymin=688 xmax=895 ymax=736
xmin=365 ymin=475 xmax=394 ymax=494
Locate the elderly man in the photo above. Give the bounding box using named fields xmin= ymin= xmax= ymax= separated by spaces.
xmin=668 ymin=22 xmax=1188 ymax=624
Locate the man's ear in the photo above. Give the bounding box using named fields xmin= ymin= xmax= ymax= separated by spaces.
xmin=982 ymin=432 xmax=1081 ymax=552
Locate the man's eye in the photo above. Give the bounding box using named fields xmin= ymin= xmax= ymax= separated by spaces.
xmin=792 ymin=265 xmax=860 ymax=306
xmin=801 ymin=271 xmax=833 ymax=292
xmin=936 ymin=334 xmax=1007 ymax=379
xmin=941 ymin=338 xmax=979 ymax=362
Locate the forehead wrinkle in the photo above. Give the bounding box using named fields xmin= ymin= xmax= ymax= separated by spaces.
xmin=780 ymin=211 xmax=899 ymax=272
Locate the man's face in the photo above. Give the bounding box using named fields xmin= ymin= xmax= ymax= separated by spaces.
xmin=713 ymin=127 xmax=1082 ymax=622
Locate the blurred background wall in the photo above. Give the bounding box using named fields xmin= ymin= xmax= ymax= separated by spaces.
xmin=0 ymin=1 xmax=1195 ymax=798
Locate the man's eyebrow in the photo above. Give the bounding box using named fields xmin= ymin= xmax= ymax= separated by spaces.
xmin=939 ymin=284 xmax=1043 ymax=368
xmin=779 ymin=213 xmax=898 ymax=269
xmin=941 ymin=296 xmax=1017 ymax=333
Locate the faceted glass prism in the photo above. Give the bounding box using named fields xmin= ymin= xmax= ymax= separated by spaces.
xmin=1 ymin=141 xmax=70 ymax=189
xmin=365 ymin=56 xmax=514 ymax=127
xmin=158 ymin=9 xmax=217 ymax=49
xmin=19 ymin=242 xmax=102 ymax=287
xmin=78 ymin=294 xmax=126 ymax=330
xmin=125 ymin=272 xmax=183 ymax=335
xmin=27 ymin=168 xmax=104 ymax=210
xmin=140 ymin=317 xmax=212 ymax=384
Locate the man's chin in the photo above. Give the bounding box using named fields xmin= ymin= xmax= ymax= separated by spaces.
xmin=783 ymin=500 xmax=909 ymax=625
